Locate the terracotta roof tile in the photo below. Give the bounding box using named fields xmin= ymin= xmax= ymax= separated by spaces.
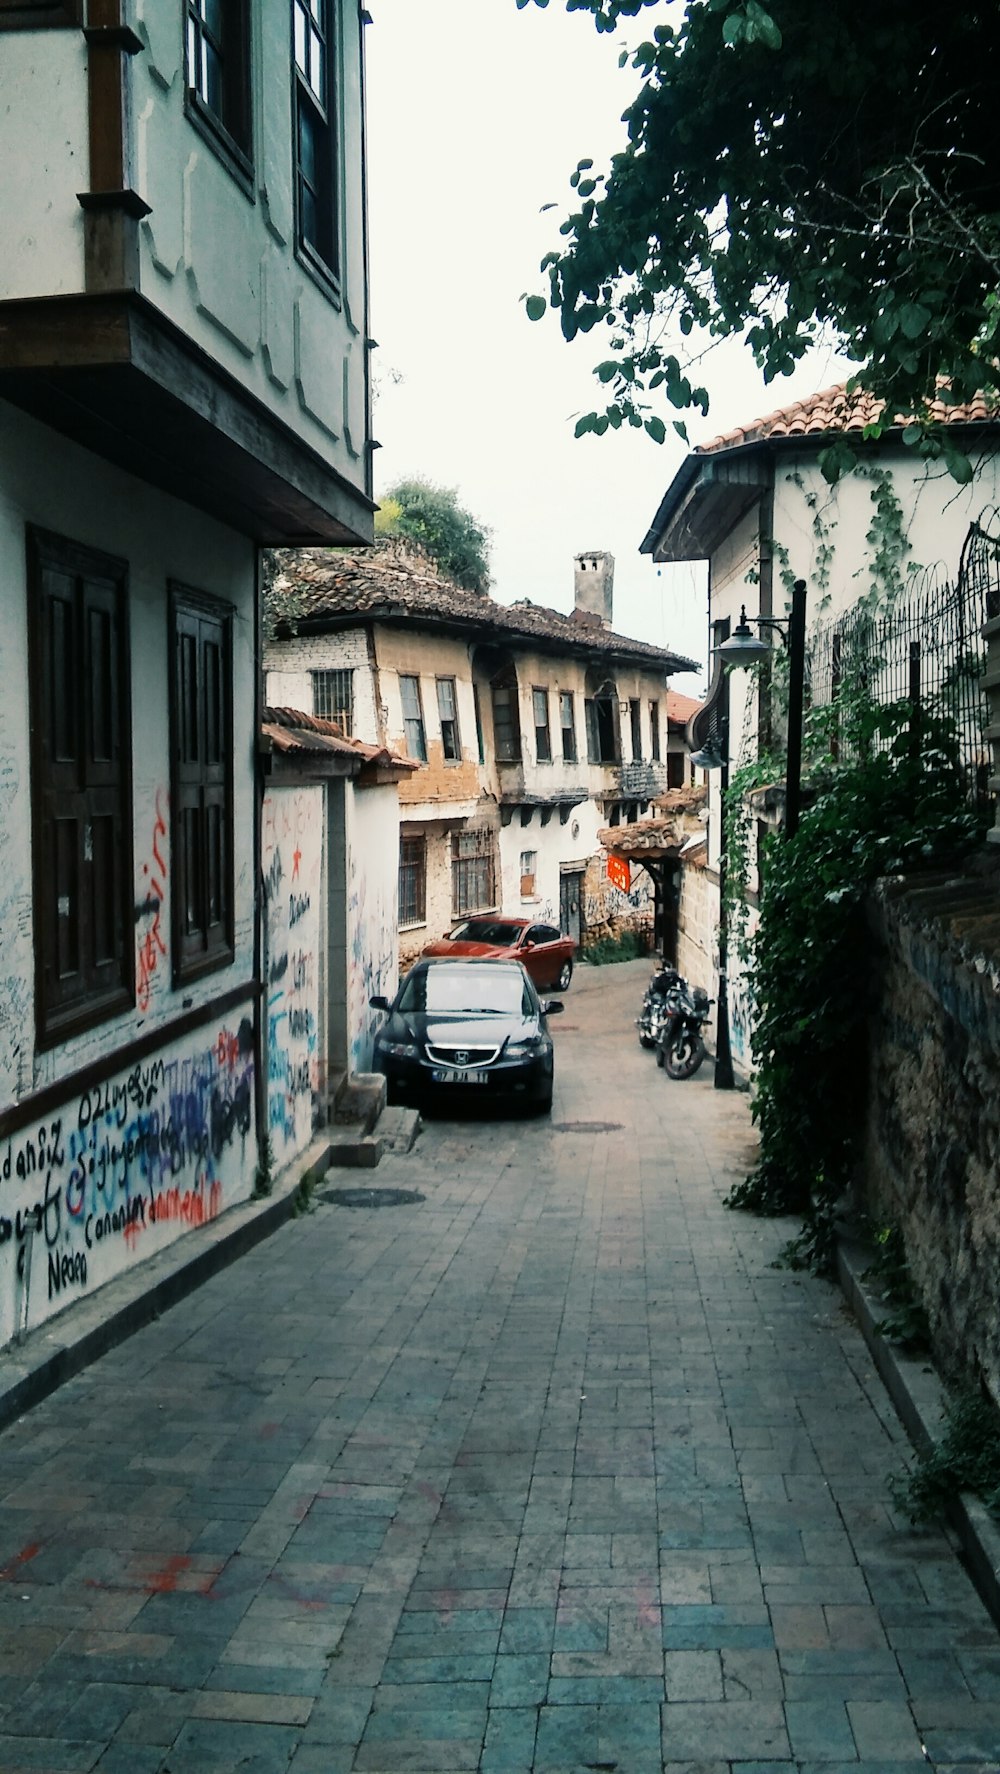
xmin=665 ymin=691 xmax=702 ymax=726
xmin=268 ymin=542 xmax=698 ymax=674
xmin=696 ymin=382 xmax=1000 ymax=456
xmin=261 ymin=706 xmax=417 ymax=771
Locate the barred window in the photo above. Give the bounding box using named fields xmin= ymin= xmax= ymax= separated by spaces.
xmin=312 ymin=667 xmax=353 ymax=735
xmin=451 ymin=827 xmax=497 ymax=917
xmin=399 ymin=834 xmax=426 ymax=928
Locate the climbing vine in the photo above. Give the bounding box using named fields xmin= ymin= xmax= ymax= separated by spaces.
xmin=725 ymin=690 xmax=984 ymax=1269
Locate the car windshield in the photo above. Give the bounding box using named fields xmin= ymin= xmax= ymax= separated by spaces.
xmin=450 ymin=920 xmax=525 ymax=946
xmin=400 ymin=965 xmax=532 ymax=1017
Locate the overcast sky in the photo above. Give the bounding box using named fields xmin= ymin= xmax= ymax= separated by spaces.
xmin=364 ymin=0 xmax=850 ymax=692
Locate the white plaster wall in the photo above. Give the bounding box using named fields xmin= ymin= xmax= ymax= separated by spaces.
xmin=345 ymin=782 xmax=399 ymax=1070
xmin=0 ymin=400 xmax=259 ymax=1341
xmin=262 ymin=785 xmax=324 ymax=1171
xmin=132 ymin=0 xmax=370 ymax=503
xmin=0 ymin=36 xmax=88 ymax=300
xmin=499 ymin=800 xmax=601 ymax=927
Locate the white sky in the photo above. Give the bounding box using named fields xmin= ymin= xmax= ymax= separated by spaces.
xmin=364 ymin=0 xmax=851 ymax=693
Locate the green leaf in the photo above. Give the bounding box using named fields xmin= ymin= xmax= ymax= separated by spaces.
xmin=722 ymin=12 xmax=744 ymax=45
xmin=645 ymin=414 xmax=667 ymax=443
xmin=525 ymin=295 xmax=547 ymax=322
xmin=596 ymin=360 xmax=619 ymax=383
xmin=898 ymin=302 xmax=932 ymax=339
xmin=943 ymin=446 xmax=974 ymax=484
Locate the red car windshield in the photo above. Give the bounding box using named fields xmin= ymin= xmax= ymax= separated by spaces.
xmin=450 ymin=920 xmax=526 ymax=946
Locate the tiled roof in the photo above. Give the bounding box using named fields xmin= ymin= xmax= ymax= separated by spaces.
xmin=697 ymin=382 xmax=1000 ymax=456
xmin=269 ymin=544 xmax=698 ymax=674
xmin=665 ymin=691 xmax=702 ymax=727
xmin=261 ymin=706 xmax=417 ymax=772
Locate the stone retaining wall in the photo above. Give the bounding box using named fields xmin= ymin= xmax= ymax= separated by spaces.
xmin=863 ymin=854 xmax=1000 ymax=1403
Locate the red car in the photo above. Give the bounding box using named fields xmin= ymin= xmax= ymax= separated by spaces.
xmin=422 ymin=916 xmax=576 ymax=992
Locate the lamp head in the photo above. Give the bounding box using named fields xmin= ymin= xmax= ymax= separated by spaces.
xmin=689 ymin=737 xmax=724 ymax=772
xmin=717 ymin=605 xmax=772 ymax=668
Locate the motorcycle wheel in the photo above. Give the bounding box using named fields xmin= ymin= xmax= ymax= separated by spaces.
xmin=664 ymin=1031 xmax=706 ymax=1080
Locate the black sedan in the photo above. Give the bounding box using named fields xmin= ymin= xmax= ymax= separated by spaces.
xmin=369 ymin=958 xmax=562 ymax=1113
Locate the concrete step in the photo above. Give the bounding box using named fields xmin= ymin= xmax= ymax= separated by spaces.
xmin=377 ymin=1106 xmax=421 ymax=1154
xmin=334 ymin=1071 xmax=387 ymax=1134
xmin=325 ymin=1121 xmax=384 ymax=1169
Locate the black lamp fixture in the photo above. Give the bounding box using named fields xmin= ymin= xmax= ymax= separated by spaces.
xmin=715 ymin=578 xmax=807 ymax=840
xmin=689 ymin=737 xmax=725 ymax=772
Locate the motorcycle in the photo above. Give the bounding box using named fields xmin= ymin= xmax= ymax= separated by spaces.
xmin=636 ymin=962 xmax=681 ymax=1050
xmin=655 ymin=975 xmax=713 ymax=1080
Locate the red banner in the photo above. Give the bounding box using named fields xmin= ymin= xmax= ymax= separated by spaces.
xmin=607 ymin=852 xmax=631 ymax=893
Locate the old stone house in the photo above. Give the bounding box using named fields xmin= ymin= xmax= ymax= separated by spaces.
xmin=264 ymin=542 xmax=697 ymax=970
xmin=0 ymin=3 xmax=373 ymax=1348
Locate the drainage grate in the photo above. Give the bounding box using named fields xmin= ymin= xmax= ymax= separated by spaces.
xmin=551 ymin=1121 xmax=624 ymax=1134
xmin=320 ymin=1186 xmax=425 ymax=1209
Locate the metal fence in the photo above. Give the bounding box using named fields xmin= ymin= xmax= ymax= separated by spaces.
xmin=801 ymin=515 xmax=1000 ymax=812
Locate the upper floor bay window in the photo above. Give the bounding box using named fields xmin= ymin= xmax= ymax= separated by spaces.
xmin=436 ymin=678 xmax=461 ymax=761
xmin=312 ymin=667 xmax=353 ymax=735
xmin=559 ymin=691 xmax=577 ymax=763
xmin=28 ymin=529 xmax=133 ymax=1046
xmin=629 ymin=698 xmax=642 ymax=762
xmin=399 ymin=674 xmax=427 ymax=762
xmin=293 ymin=0 xmax=339 ymax=286
xmin=532 ymin=688 xmax=552 ymax=763
xmin=491 ymin=673 xmax=521 ymax=762
xmin=186 ymin=0 xmax=252 ymax=169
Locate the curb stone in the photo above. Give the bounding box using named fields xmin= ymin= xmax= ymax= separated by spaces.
xmin=0 ymin=1134 xmax=336 ymax=1436
xmin=837 ymin=1235 xmax=1000 ymax=1629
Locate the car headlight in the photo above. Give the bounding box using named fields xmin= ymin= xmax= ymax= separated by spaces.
xmin=377 ymin=1039 xmax=420 ymax=1058
xmin=505 ymin=1036 xmax=543 ymax=1057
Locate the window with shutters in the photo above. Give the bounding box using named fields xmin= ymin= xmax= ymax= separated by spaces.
xmin=532 ymin=688 xmax=552 ymax=763
xmin=185 ymin=0 xmax=252 ymax=173
xmin=170 ymin=586 xmax=234 ymax=983
xmin=559 ymin=690 xmax=577 ymax=763
xmin=399 ymin=674 xmax=427 ymax=762
xmin=27 ymin=529 xmax=134 ymax=1046
xmin=436 ymin=678 xmax=461 ymax=761
xmin=293 ymin=0 xmax=339 ymax=289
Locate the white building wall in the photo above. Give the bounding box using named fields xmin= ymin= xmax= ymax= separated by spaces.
xmin=262 ymin=784 xmax=325 ymax=1172
xmin=0 ymin=401 xmax=259 ymax=1339
xmin=345 ymin=783 xmax=399 ymax=1070
xmin=265 ymin=627 xmax=377 ymax=737
xmin=0 ymin=35 xmax=88 ymax=300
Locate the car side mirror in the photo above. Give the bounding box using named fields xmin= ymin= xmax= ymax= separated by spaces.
xmin=542 ymin=999 xmax=564 ymax=1015
xmin=369 ymin=994 xmax=390 ymax=1012
xmin=521 ymin=939 xmax=534 ymax=950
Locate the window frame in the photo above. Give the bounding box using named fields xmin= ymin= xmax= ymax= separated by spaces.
xmin=169 ymin=583 xmax=235 ymax=987
xmin=649 ymin=699 xmax=661 ymax=762
xmin=312 ymin=667 xmax=354 ymax=736
xmin=292 ymin=0 xmax=341 ymax=296
xmin=491 ymin=674 xmax=521 ymax=763
xmin=398 ymin=833 xmax=427 ymax=929
xmin=185 ymin=0 xmax=253 ymax=185
xmin=629 ymin=697 xmax=643 ymax=762
xmin=532 ymin=687 xmax=552 ymax=764
xmin=519 ymin=849 xmax=537 ymax=898
xmin=451 ymin=826 xmax=498 ymax=918
xmin=399 ymin=674 xmax=427 ymax=763
xmin=559 ymin=690 xmax=577 ymax=763
xmin=27 ymin=528 xmax=135 ymax=1049
xmin=435 ymin=677 xmax=462 ymax=762
xmin=473 ymin=683 xmax=486 ymax=764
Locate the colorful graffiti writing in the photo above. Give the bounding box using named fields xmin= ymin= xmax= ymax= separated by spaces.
xmin=136 ymin=788 xmax=169 ymax=1013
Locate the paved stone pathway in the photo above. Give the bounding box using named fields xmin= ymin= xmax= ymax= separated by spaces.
xmin=0 ymin=957 xmax=997 ymax=1772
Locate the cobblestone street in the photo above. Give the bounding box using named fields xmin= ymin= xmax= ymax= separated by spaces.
xmin=0 ymin=958 xmax=997 ymax=1772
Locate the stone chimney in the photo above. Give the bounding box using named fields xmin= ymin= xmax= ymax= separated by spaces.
xmin=573 ymin=551 xmax=614 ymax=629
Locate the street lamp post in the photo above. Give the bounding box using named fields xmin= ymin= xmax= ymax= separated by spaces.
xmin=717 ymin=578 xmax=807 ymax=840
xmin=690 ymin=615 xmax=734 ymax=1091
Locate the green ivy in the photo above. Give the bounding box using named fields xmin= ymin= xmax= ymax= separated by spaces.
xmin=725 ymin=690 xmax=985 ymax=1261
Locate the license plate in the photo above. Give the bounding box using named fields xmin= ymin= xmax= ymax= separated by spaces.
xmin=431 ymin=1068 xmax=489 ymax=1084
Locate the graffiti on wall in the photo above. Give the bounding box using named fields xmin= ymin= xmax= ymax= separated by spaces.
xmin=136 ymin=788 xmax=169 ymax=1014
xmin=263 ymin=789 xmax=322 ymax=1167
xmin=347 ymin=869 xmax=395 ymax=1074
xmin=0 ymin=1018 xmax=254 ymax=1347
